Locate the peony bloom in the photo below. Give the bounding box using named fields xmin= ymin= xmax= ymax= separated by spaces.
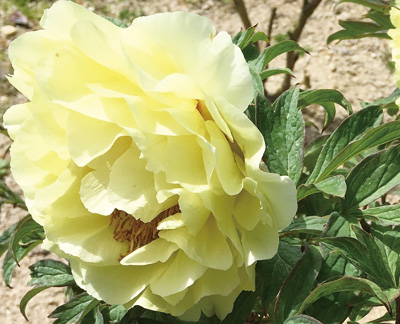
xmin=390 ymin=3 xmax=400 ymax=97
xmin=4 ymin=1 xmax=297 ymax=320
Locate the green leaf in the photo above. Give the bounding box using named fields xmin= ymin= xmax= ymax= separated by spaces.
xmin=49 ymin=293 xmax=99 ymax=324
xmin=298 ymin=89 xmax=353 ymax=115
xmin=20 ymin=286 xmax=50 ymax=321
xmin=355 ymin=204 xmax=400 ymax=225
xmin=138 ymin=319 xmax=164 ymax=324
xmin=315 ymin=121 xmax=400 ymax=185
xmin=258 ymin=87 xmax=304 ymax=184
xmin=0 ymin=223 xmax=16 ymax=258
xmin=8 ymin=214 xmax=44 ymax=264
xmin=297 ymin=175 xmax=347 ymax=201
xmin=119 ymin=306 xmax=146 ymax=323
xmin=303 ymin=136 xmax=329 ymax=175
xmin=366 ymin=11 xmax=394 ymax=29
xmin=250 ymin=67 xmax=264 ymax=98
xmin=275 ymin=244 xmax=322 ymax=324
xmin=2 ymin=240 xmax=40 ymax=286
xmin=107 ymin=305 xmax=128 ymax=322
xmin=251 ymin=31 xmax=269 ymax=43
xmin=257 ymin=241 xmax=303 ymax=307
xmin=284 ymin=315 xmax=323 ymax=324
xmin=371 ymin=223 xmax=400 ymax=287
xmin=263 ymin=40 xmax=307 ymax=66
xmin=28 ymin=259 xmax=75 ymax=287
xmin=298 ymin=277 xmax=391 ymax=314
xmin=328 ymin=20 xmax=390 ymax=44
xmin=103 ymin=16 xmax=128 ymax=28
xmin=80 ymin=306 xmax=104 ymax=324
xmin=296 ymin=184 xmax=320 ymax=201
xmin=0 ymin=159 xmax=9 ymax=177
xmin=315 ymin=175 xmax=347 ymax=197
xmin=0 ymin=181 xmax=27 ymax=210
xmin=321 ymin=226 xmax=395 ymax=289
xmin=220 ymin=287 xmax=259 ymax=324
xmin=259 ymin=68 xmax=293 ymax=80
xmin=281 ymin=216 xmax=327 ymax=235
xmin=321 ymin=103 xmax=336 ymax=131
xmin=343 ymin=144 xmax=400 ymax=212
xmin=232 ymin=26 xmax=257 ymax=49
xmin=336 ymin=0 xmax=390 ymax=11
xmin=307 ymin=105 xmax=383 ymax=184
xmin=321 ymin=212 xmax=357 ymax=239
xmin=297 ymin=89 xmax=352 ymax=131
xmin=362 ymin=88 xmax=400 ymax=109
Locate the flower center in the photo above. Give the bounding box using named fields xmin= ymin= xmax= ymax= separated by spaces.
xmin=109 ymin=204 xmax=180 ymax=259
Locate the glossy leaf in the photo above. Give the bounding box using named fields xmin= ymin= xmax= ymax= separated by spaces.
xmin=361 ymin=88 xmax=400 ymax=109
xmin=260 ymin=68 xmax=293 ymax=80
xmin=336 ymin=0 xmax=390 ymax=11
xmin=303 ymin=136 xmax=329 ymax=175
xmin=221 ymin=286 xmax=260 ymax=324
xmin=371 ymin=223 xmax=400 ymax=287
xmin=275 ymin=245 xmax=322 ymax=324
xmin=328 ymin=20 xmax=390 ymax=44
xmin=232 ymin=26 xmax=257 ymax=49
xmin=281 ymin=216 xmax=327 ymax=235
xmin=28 ymin=259 xmax=75 ymax=287
xmin=250 ymin=67 xmax=264 ymax=98
xmin=107 ymin=305 xmax=129 ymax=322
xmin=104 ymin=17 xmax=128 ymax=28
xmin=258 ymin=87 xmax=304 ymax=184
xmin=298 ymin=89 xmax=352 ymax=115
xmin=263 ymin=40 xmax=307 ymax=66
xmin=307 ymin=105 xmax=383 ymax=184
xmin=0 ymin=181 xmax=27 ymax=210
xmin=298 ymin=277 xmax=390 ymax=314
xmin=49 ymin=292 xmax=99 ymax=324
xmin=2 ymin=240 xmax=40 ymax=286
xmin=297 ymin=175 xmax=347 ymax=201
xmin=80 ymin=306 xmax=104 ymax=324
xmin=0 ymin=159 xmax=9 ymax=177
xmin=319 ymin=121 xmax=400 ymax=186
xmin=0 ymin=223 xmax=16 ymax=258
xmin=284 ymin=315 xmax=323 ymax=324
xmin=257 ymin=241 xmax=303 ymax=306
xmin=20 ymin=286 xmax=50 ymax=321
xmin=322 ymin=226 xmax=395 ymax=289
xmin=8 ymin=214 xmax=44 ymax=264
xmin=343 ymin=144 xmax=400 ymax=212
xmin=356 ymin=204 xmax=400 ymax=225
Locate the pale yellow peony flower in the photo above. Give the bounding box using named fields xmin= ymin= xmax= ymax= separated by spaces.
xmin=4 ymin=1 xmax=297 ymax=320
xmin=390 ymin=3 xmax=400 ymax=103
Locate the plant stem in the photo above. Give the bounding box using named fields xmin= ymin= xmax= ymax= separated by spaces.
xmin=396 ymin=296 xmax=400 ymax=324
xmin=266 ymin=7 xmax=277 ymax=46
xmin=233 ymin=0 xmax=252 ymax=29
xmin=269 ymin=0 xmax=322 ymax=100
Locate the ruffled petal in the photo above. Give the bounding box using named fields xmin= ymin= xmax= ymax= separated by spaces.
xmin=121 ymin=239 xmax=178 ymax=265
xmin=159 ymin=216 xmax=233 ymax=270
xmin=240 ymin=222 xmax=279 ymax=266
xmin=70 ymin=259 xmax=167 ymax=305
xmin=150 ymin=250 xmax=207 ymax=297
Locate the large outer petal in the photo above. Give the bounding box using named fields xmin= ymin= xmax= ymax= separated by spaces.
xmin=125 ymin=11 xmax=253 ymax=111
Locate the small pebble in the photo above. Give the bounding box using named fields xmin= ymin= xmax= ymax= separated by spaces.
xmin=0 ymin=25 xmax=17 ymax=38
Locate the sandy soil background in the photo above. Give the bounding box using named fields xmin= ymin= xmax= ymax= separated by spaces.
xmin=0 ymin=0 xmax=396 ymax=323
